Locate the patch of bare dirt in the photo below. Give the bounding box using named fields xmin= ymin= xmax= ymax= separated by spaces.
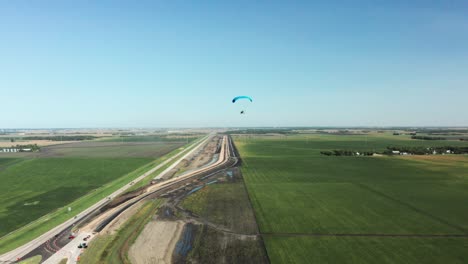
xmin=172 ymin=137 xmax=221 ymax=176
xmin=129 ymin=220 xmax=185 ymax=264
xmin=104 ymin=188 xmax=145 ymax=209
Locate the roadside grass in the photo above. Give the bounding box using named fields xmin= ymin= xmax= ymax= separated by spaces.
xmin=180 ymin=187 xmax=209 ymax=215
xmin=17 ymin=255 xmax=41 ymax=264
xmin=58 ymin=258 xmax=68 ymax=264
xmin=79 ymin=199 xmax=163 ymax=264
xmin=265 ymin=236 xmax=468 ymax=264
xmin=235 ymin=134 xmax=468 ymax=262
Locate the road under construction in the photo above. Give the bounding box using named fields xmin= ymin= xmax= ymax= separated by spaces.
xmin=2 ymin=134 xmax=237 ymax=264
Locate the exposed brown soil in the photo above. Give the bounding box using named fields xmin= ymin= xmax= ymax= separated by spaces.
xmin=128 ymin=220 xmax=185 ymax=264
xmin=103 ymin=188 xmax=146 ymax=209
xmin=0 ymin=140 xmax=76 ymax=147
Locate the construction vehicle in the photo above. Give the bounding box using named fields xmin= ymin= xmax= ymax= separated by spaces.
xmin=78 ymin=242 xmax=88 ymax=249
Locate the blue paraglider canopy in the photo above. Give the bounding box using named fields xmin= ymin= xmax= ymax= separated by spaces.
xmin=232 ymin=96 xmax=253 ymax=103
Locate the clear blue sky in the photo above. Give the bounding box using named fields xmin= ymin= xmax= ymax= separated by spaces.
xmin=1 ymin=0 xmax=467 ymax=128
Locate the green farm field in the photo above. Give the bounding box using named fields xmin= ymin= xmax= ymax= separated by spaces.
xmin=0 ymin=135 xmax=197 ymax=253
xmin=235 ymin=133 xmax=468 ymax=263
xmin=0 ymin=157 xmax=151 ymax=237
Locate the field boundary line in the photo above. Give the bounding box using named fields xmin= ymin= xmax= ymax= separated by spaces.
xmin=353 ymin=182 xmax=467 ymax=234
xmin=261 ymin=233 xmax=468 ymax=238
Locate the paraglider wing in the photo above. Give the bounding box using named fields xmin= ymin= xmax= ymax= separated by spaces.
xmin=232 ymin=96 xmax=253 ymax=103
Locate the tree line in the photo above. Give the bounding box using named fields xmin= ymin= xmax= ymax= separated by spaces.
xmin=321 ymin=146 xmax=468 ymax=156
xmin=320 ymin=150 xmax=374 ymax=156
xmin=411 ymin=135 xmax=446 ymax=140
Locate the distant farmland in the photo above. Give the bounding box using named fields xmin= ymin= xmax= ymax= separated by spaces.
xmin=235 ymin=133 xmax=468 ymax=263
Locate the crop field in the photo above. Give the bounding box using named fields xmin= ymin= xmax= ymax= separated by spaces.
xmin=235 ymin=133 xmax=468 ymax=263
xmin=99 ymin=134 xmax=200 ymax=143
xmin=265 ymin=236 xmax=468 ymax=264
xmin=40 ymin=141 xmax=185 ymax=158
xmin=0 ymin=135 xmax=193 ymax=158
xmin=0 ymin=157 xmax=151 ymax=237
xmin=0 ymin=136 xmax=194 ymax=253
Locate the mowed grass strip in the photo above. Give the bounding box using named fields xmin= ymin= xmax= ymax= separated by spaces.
xmin=17 ymin=255 xmax=42 ymax=264
xmin=79 ymin=199 xmax=163 ymax=264
xmin=264 ymin=236 xmax=468 ymax=264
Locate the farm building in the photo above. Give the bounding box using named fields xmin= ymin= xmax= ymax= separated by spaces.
xmin=1 ymin=148 xmax=20 ymax=153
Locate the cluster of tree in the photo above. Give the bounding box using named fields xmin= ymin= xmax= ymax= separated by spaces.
xmin=112 ymin=132 xmax=136 ymax=136
xmin=385 ymin=146 xmax=427 ymax=155
xmin=22 ymin=135 xmax=97 ymax=141
xmin=411 ymin=135 xmax=446 ymax=140
xmin=320 ymin=150 xmax=374 ymax=156
xmin=11 ymin=144 xmax=40 ymax=151
xmin=415 ymin=129 xmax=468 ymax=134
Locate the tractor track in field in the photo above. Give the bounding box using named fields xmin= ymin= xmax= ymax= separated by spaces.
xmin=175 ymin=206 xmax=259 ymax=239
